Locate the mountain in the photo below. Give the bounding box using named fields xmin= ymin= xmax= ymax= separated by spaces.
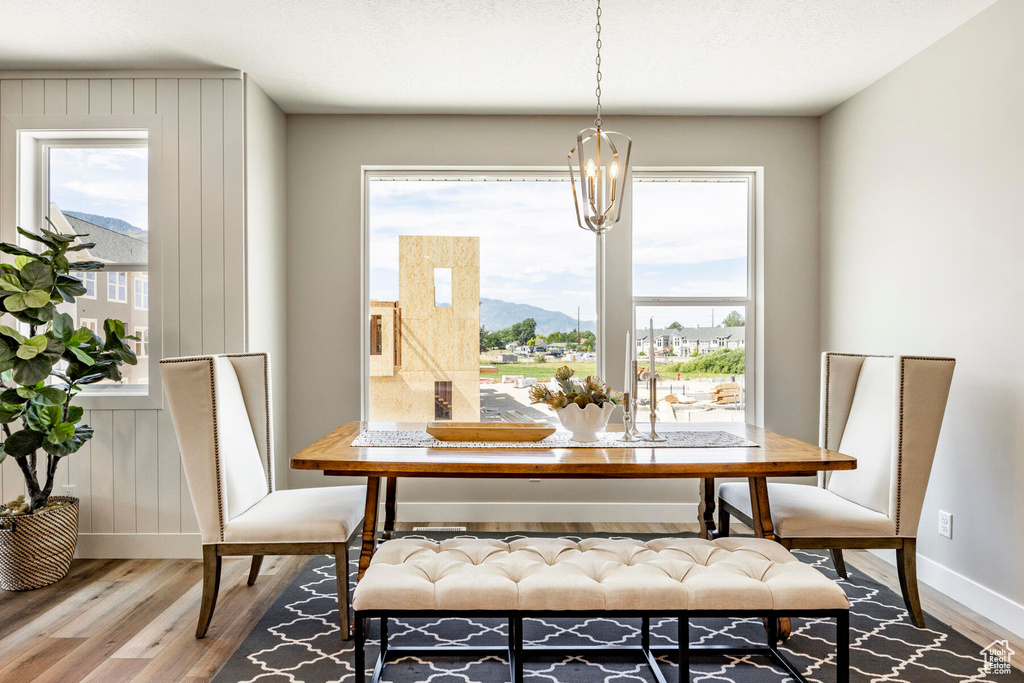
xmin=64 ymin=211 xmax=148 ymax=242
xmin=480 ymin=299 xmax=596 ymax=336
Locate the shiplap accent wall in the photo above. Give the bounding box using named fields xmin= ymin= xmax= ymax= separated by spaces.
xmin=0 ymin=74 xmax=246 ymax=557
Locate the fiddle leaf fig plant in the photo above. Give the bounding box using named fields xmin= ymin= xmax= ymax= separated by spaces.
xmin=0 ymin=220 xmax=137 ymax=515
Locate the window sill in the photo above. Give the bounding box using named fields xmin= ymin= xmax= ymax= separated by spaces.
xmin=74 ymin=388 xmax=162 ymax=411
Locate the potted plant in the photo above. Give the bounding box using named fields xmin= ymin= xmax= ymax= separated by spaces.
xmin=529 ymin=366 xmax=621 ymax=442
xmin=0 ymin=222 xmax=137 ymax=590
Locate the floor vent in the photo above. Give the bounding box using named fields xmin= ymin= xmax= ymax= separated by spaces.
xmin=411 ymin=526 xmax=467 ymax=532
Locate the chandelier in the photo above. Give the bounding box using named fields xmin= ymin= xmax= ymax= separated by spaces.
xmin=568 ymin=0 xmax=632 ymax=235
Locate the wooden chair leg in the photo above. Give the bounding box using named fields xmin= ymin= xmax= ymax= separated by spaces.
xmin=335 ymin=542 xmax=352 ymax=641
xmin=830 ymin=549 xmax=848 ymax=579
xmin=196 ymin=545 xmax=222 ymax=638
xmin=897 ymin=538 xmax=926 ymax=627
xmin=247 ymin=555 xmax=264 ymax=586
xmin=717 ymin=505 xmax=731 ymax=538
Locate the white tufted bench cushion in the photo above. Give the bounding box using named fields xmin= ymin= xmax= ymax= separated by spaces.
xmin=352 ymin=537 xmax=849 ymax=613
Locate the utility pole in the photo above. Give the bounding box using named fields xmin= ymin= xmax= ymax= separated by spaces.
xmin=577 ymin=307 xmax=581 ymax=346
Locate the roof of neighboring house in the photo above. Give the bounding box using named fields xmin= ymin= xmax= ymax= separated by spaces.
xmin=640 ymin=326 xmax=746 ymax=343
xmin=63 ymin=214 xmax=148 ymax=264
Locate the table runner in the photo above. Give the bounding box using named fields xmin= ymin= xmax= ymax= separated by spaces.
xmin=351 ymin=429 xmax=758 ymax=449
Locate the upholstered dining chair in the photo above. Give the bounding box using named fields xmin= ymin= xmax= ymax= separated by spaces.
xmin=718 ymin=353 xmax=955 ymax=627
xmin=160 ymin=353 xmax=366 ymax=641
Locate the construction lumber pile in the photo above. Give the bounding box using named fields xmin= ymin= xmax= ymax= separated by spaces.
xmin=709 ymin=382 xmax=742 ymax=405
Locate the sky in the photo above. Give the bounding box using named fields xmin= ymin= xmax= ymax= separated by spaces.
xmin=48 ymin=147 xmax=149 ymax=230
xmin=369 ymin=178 xmax=748 ymax=323
xmin=369 ymin=180 xmax=598 ymax=320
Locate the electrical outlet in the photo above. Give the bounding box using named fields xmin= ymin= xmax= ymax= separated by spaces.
xmin=529 ymin=479 xmax=541 ymax=483
xmin=938 ymin=510 xmax=952 ymax=539
xmin=62 ymin=484 xmax=76 ymax=497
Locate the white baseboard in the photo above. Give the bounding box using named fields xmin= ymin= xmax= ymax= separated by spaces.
xmin=870 ymin=549 xmax=1024 ymax=640
xmin=395 ymin=502 xmax=699 ymax=523
xmin=75 ymin=533 xmax=202 ymax=559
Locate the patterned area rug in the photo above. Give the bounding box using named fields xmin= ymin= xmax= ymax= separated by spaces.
xmin=214 ymin=533 xmax=1018 ymax=682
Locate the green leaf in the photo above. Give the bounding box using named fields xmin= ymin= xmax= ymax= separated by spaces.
xmin=26 ymin=404 xmax=62 ymax=432
xmin=16 ymin=335 xmax=47 ymax=360
xmin=12 ymin=338 xmax=64 ymax=385
xmin=53 ymin=274 xmax=87 ymax=302
xmin=52 ymin=312 xmax=74 ymax=343
xmin=0 ymin=273 xmax=24 ymax=292
xmin=0 ymin=404 xmax=24 ymax=423
xmin=0 ymin=325 xmax=26 ymax=344
xmin=15 ymin=387 xmax=35 ymax=399
xmin=0 ymin=442 xmax=6 ymax=465
xmin=0 ymin=335 xmax=16 ymax=363
xmin=4 ymin=429 xmax=42 ymax=457
xmin=3 ymin=293 xmax=28 ymax=312
xmin=34 ymin=386 xmax=66 ymax=406
xmin=68 ymin=346 xmax=95 ymax=365
xmin=68 ymin=261 xmax=104 ymax=271
xmin=0 ymin=242 xmax=38 ymax=258
xmin=42 ymin=424 xmax=93 ymax=457
xmin=67 ymin=242 xmax=96 ymax=252
xmin=17 ymin=225 xmax=56 ymax=248
xmin=67 ymin=405 xmax=84 ymax=424
xmin=23 ymin=289 xmax=50 ymax=309
xmin=14 ymin=255 xmax=35 ymax=269
xmin=72 ymin=327 xmax=95 ymax=345
xmin=47 ymin=422 xmax=75 ymax=445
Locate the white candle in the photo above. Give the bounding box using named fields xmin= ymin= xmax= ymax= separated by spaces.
xmin=649 ymin=317 xmax=655 ymax=376
xmin=624 ymin=330 xmax=631 ymax=391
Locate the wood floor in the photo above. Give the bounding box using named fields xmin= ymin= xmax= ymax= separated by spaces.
xmin=0 ymin=522 xmax=1019 ymax=681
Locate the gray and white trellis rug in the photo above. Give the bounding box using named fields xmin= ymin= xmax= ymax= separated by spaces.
xmin=213 ymin=532 xmax=1019 ymax=683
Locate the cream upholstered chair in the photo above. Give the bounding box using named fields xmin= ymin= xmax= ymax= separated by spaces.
xmin=718 ymin=353 xmax=954 ymax=627
xmin=160 ymin=353 xmax=366 ymax=640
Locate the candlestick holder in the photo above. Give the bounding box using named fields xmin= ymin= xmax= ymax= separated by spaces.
xmin=646 ymin=365 xmax=667 ymax=442
xmin=628 ymin=360 xmax=644 ymax=439
xmin=618 ymin=391 xmax=638 ymax=442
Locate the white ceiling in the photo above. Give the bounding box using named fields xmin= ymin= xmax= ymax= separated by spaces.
xmin=0 ymin=0 xmax=997 ymax=115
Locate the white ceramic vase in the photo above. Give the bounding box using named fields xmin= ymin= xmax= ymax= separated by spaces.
xmin=556 ymin=402 xmax=616 ymax=442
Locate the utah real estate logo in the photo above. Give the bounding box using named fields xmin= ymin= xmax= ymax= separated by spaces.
xmin=981 ymin=640 xmax=1014 ymax=675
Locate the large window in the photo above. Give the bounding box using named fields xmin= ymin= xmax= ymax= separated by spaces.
xmin=366 ymin=175 xmax=596 ymax=423
xmin=632 ymin=174 xmax=753 ymax=423
xmin=363 ymin=169 xmax=757 ymax=425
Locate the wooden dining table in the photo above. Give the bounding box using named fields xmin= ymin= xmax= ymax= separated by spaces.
xmin=290 ymin=421 xmax=857 ymax=581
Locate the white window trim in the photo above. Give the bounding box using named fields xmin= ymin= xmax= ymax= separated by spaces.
xmin=79 ymin=271 xmax=97 ymax=300
xmin=80 ymin=317 xmax=98 ymax=333
xmin=134 ymin=276 xmax=149 ymax=310
xmin=134 ymin=326 xmax=149 ymax=358
xmin=358 ymin=166 xmax=763 ymax=426
xmin=0 ymin=114 xmax=164 ymax=410
xmin=108 ymin=271 xmax=128 ymax=303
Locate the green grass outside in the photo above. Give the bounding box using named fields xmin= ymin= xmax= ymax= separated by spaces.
xmin=479 ymin=359 xmax=740 ymax=382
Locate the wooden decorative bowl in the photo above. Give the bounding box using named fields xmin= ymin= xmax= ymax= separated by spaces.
xmin=426 ymin=422 xmax=556 ymax=442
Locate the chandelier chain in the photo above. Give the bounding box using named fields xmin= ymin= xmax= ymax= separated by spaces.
xmin=594 ymin=0 xmax=603 ymax=128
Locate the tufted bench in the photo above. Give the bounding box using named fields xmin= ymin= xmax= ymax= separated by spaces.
xmin=353 ymin=537 xmax=849 ymax=683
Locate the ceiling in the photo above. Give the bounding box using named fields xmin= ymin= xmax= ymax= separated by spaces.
xmin=0 ymin=0 xmax=997 ymax=115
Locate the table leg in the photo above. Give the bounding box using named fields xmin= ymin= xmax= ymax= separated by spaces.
xmin=698 ymin=477 xmax=718 ymax=540
xmin=747 ymin=476 xmax=776 ymax=542
xmin=382 ymin=477 xmax=398 ymax=541
xmin=748 ymin=476 xmax=791 ymax=640
xmin=358 ymin=477 xmax=381 ymax=581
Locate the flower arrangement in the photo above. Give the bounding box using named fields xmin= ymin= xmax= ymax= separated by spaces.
xmin=529 ymin=366 xmax=622 ymax=410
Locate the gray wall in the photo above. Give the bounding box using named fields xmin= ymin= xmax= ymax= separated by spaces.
xmin=820 ymin=0 xmax=1023 ymax=633
xmin=285 ymin=114 xmax=820 ymax=518
xmin=244 ymin=77 xmax=289 ymax=490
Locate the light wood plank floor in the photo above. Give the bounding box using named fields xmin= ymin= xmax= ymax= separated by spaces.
xmin=0 ymin=522 xmax=1018 ymax=681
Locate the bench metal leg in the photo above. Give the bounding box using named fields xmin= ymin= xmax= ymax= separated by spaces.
xmin=837 ymin=610 xmax=849 ymax=683
xmin=354 ymin=613 xmax=365 ymax=683
xmin=678 ymin=617 xmax=691 ymax=683
xmin=513 ymin=616 xmax=524 ymax=683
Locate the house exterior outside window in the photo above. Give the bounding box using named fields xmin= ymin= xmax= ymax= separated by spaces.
xmin=81 ymin=272 xmax=97 ymax=300
xmin=107 ymin=271 xmax=127 ymax=303
xmin=134 ymin=276 xmax=148 ymax=310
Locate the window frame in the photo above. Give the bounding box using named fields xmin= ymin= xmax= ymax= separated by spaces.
xmin=80 ymin=271 xmax=97 ymax=300
xmin=134 ymin=326 xmax=149 ymax=358
xmin=359 ymin=166 xmax=762 ymax=425
xmin=107 ymin=270 xmax=128 ymax=303
xmin=133 ymin=275 xmax=148 ymax=310
xmin=1 ymin=114 xmax=163 ymax=410
xmin=629 ymin=169 xmax=760 ymax=424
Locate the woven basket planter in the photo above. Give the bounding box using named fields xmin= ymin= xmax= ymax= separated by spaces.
xmin=0 ymin=496 xmax=80 ymax=591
